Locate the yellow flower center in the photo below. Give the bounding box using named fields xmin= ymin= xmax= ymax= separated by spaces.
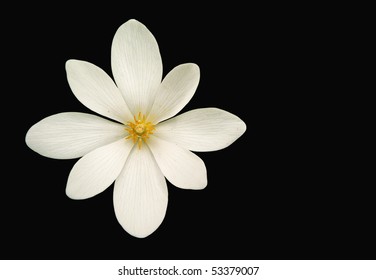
xmin=125 ymin=112 xmax=155 ymax=149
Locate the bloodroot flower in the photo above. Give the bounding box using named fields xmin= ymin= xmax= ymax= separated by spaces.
xmin=25 ymin=19 xmax=246 ymax=238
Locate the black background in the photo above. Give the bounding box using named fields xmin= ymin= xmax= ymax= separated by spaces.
xmin=4 ymin=4 xmax=374 ymax=260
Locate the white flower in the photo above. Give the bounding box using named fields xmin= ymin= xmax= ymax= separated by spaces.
xmin=25 ymin=19 xmax=246 ymax=238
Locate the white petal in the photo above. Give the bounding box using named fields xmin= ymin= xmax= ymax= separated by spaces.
xmin=114 ymin=146 xmax=168 ymax=238
xmin=148 ymin=136 xmax=207 ymax=190
xmin=26 ymin=113 xmax=126 ymax=159
xmin=66 ymin=138 xmax=133 ymax=199
xmin=155 ymin=108 xmax=246 ymax=152
xmin=66 ymin=59 xmax=133 ymax=123
xmin=111 ymin=19 xmax=162 ymax=115
xmin=148 ymin=63 xmax=200 ymax=123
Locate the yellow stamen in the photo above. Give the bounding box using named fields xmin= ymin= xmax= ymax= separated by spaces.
xmin=125 ymin=112 xmax=155 ymax=149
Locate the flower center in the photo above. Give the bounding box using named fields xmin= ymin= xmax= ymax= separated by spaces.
xmin=126 ymin=112 xmax=155 ymax=149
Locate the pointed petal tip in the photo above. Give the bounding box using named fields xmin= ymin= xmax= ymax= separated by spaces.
xmin=25 ymin=127 xmax=32 ymax=146
xmin=192 ymin=62 xmax=200 ymax=71
xmin=186 ymin=63 xmax=200 ymax=78
xmin=25 ymin=126 xmax=43 ymax=155
xmin=65 ymin=180 xmax=88 ymax=200
xmin=176 ymin=63 xmax=200 ymax=76
xmin=184 ymin=62 xmax=200 ymax=70
xmin=213 ymin=107 xmax=247 ymax=137
xmin=65 ymin=187 xmax=81 ymax=200
xmin=127 ymin=228 xmax=159 ymax=238
xmin=185 ymin=180 xmax=207 ymax=190
xmin=65 ymin=59 xmax=79 ymax=71
xmin=193 ymin=173 xmax=208 ymax=190
xmin=65 ymin=180 xmax=98 ymax=200
xmin=239 ymin=118 xmax=247 ymax=134
xmin=119 ymin=19 xmax=145 ymax=31
xmin=127 ymin=18 xmax=141 ymax=24
xmin=66 ymin=176 xmax=92 ymax=200
xmin=65 ymin=187 xmax=96 ymax=200
xmin=65 ymin=59 xmax=73 ymax=67
xmin=116 ymin=207 xmax=167 ymax=238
